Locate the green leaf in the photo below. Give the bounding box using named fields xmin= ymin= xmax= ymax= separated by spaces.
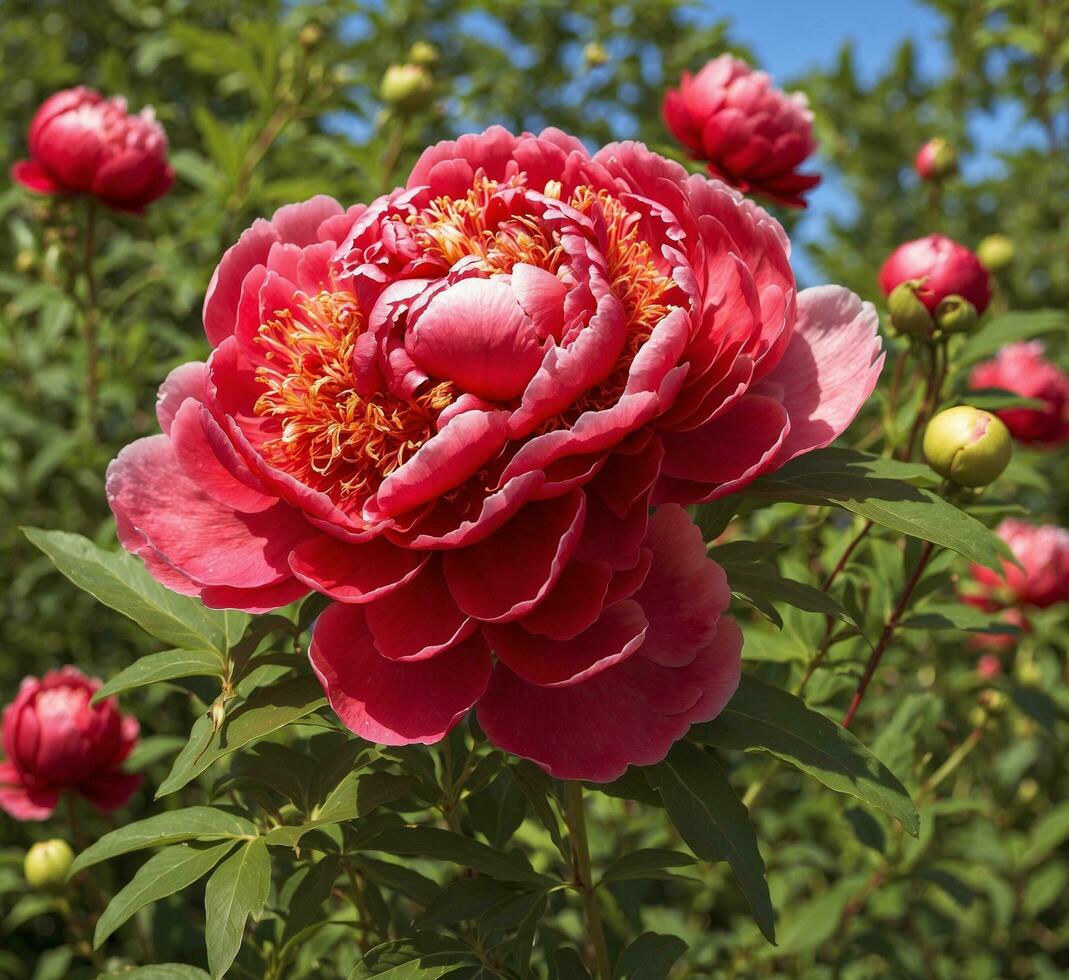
xmin=23 ymin=528 xmax=228 ymax=653
xmin=362 ymin=826 xmax=553 ymax=886
xmin=281 ymin=855 xmax=341 ymax=945
xmin=97 ymin=968 xmax=212 ymax=980
xmin=598 ymin=849 xmax=698 ymax=885
xmin=93 ymin=649 xmax=226 ymax=703
xmin=204 ymin=838 xmax=271 ymax=979
xmin=417 ymin=878 xmax=531 ymax=929
xmin=723 ymin=562 xmax=857 ymax=627
xmin=653 ymin=742 xmax=775 ymax=943
xmin=94 ymin=842 xmax=236 ymax=947
xmin=958 ymin=309 xmax=1069 ymax=365
xmin=613 ymin=933 xmax=688 ymax=980
xmin=694 ymin=675 xmax=918 ymax=834
xmin=348 ymin=933 xmax=475 ymax=978
xmin=70 ymin=807 xmax=255 ymax=877
xmin=1022 ymin=801 xmax=1069 ymax=866
xmin=157 ymin=675 xmax=327 ymax=797
xmin=900 ymin=603 xmax=1021 ymax=634
xmin=964 ymin=388 xmax=1048 ymax=412
xmin=743 ymin=449 xmax=1012 ymax=572
xmin=553 ymin=949 xmax=593 ymax=980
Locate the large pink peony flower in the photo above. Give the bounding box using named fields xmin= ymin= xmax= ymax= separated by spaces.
xmin=969 ymin=519 xmax=1069 ymax=611
xmin=0 ymin=668 xmax=140 ymax=821
xmin=879 ymin=234 xmax=991 ymax=315
xmin=12 ymin=87 xmax=174 ymax=213
xmin=662 ymin=55 xmax=821 ymax=208
xmin=107 ymin=127 xmax=882 ymax=780
xmin=969 ymin=341 xmax=1069 ymax=447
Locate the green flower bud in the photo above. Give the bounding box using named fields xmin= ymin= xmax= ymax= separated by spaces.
xmin=408 ymin=41 xmax=439 ymax=67
xmin=380 ymin=64 xmax=434 ymax=113
xmin=934 ymin=294 xmax=979 ymax=334
xmin=24 ymin=839 xmax=74 ymax=890
xmin=977 ymin=234 xmax=1015 ymax=272
xmin=582 ymin=42 xmax=609 ymax=68
xmin=298 ymin=23 xmax=322 ymax=49
xmin=887 ymin=280 xmax=933 ymax=336
xmin=923 ymin=406 xmax=1012 ymax=488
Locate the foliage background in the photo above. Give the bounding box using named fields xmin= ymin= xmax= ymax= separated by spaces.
xmin=0 ymin=1 xmax=1066 ymax=978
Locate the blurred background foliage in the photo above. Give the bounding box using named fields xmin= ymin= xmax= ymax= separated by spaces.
xmin=0 ymin=0 xmax=1066 ymax=977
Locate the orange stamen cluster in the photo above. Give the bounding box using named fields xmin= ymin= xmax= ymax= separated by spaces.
xmin=254 ymin=290 xmax=454 ymax=510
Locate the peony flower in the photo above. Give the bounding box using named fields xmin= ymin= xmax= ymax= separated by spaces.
xmin=879 ymin=234 xmax=991 ymax=316
xmin=0 ymin=668 xmax=140 ymax=821
xmin=969 ymin=519 xmax=1069 ymax=611
xmin=107 ymin=127 xmax=882 ymax=780
xmin=969 ymin=341 xmax=1069 ymax=447
xmin=662 ymin=54 xmax=820 ymax=208
xmin=12 ymin=87 xmax=174 ymax=213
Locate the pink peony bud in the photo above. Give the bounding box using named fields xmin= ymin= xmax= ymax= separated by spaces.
xmin=879 ymin=235 xmax=991 ymax=316
xmin=914 ymin=138 xmax=958 ymax=182
xmin=0 ymin=667 xmax=140 ymax=821
xmin=11 ymin=86 xmax=174 ymax=213
xmin=661 ymin=54 xmax=820 ymax=208
xmin=969 ymin=341 xmax=1069 ymax=447
xmin=976 ymin=654 xmax=1002 ymax=680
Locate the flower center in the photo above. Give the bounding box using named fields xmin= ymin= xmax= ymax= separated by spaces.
xmin=253 ymin=290 xmax=454 ymax=511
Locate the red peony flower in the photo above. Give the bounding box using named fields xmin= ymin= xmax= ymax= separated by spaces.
xmin=12 ymin=86 xmax=174 ymax=213
xmin=969 ymin=341 xmax=1069 ymax=447
xmin=662 ymin=54 xmax=820 ymax=208
xmin=879 ymin=234 xmax=991 ymax=315
xmin=0 ymin=668 xmax=140 ymax=821
xmin=107 ymin=127 xmax=882 ymax=780
xmin=969 ymin=519 xmax=1069 ymax=611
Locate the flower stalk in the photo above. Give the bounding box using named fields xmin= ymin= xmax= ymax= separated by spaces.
xmin=562 ymin=780 xmax=612 ymax=979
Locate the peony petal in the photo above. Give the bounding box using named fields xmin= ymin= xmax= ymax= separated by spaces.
xmin=79 ymin=770 xmax=141 ymax=812
xmin=518 ymin=559 xmax=614 ymax=640
xmin=288 ymin=535 xmax=428 ymax=604
xmin=0 ymin=763 xmax=59 ymax=821
xmin=309 ymin=603 xmax=491 ymax=745
xmin=156 ymin=362 xmax=208 ymax=435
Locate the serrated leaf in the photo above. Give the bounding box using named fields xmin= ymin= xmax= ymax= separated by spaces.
xmin=157 ymin=675 xmax=326 ymax=797
xmin=653 ymin=742 xmax=775 ymax=943
xmin=744 ymin=449 xmax=1012 ymax=572
xmin=94 ymin=842 xmax=236 ymax=947
xmin=93 ymin=649 xmax=225 ymax=703
xmin=204 ymin=838 xmax=271 ymax=979
xmin=598 ymin=848 xmax=698 ymax=885
xmin=70 ymin=807 xmax=255 ymax=877
xmin=362 ymin=826 xmax=552 ymax=885
xmin=23 ymin=528 xmax=227 ymax=653
xmin=694 ymin=674 xmax=918 ymax=834
xmin=613 ymin=932 xmax=688 ymax=979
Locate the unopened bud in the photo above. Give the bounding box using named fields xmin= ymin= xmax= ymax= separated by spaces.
xmin=24 ymin=839 xmax=74 ymax=889
xmin=923 ymin=406 xmax=1012 ymax=488
xmin=977 ymin=234 xmax=1015 ymax=272
xmin=978 ymin=689 xmax=1006 ymax=715
xmin=380 ymin=63 xmax=434 ymax=113
xmin=583 ymin=42 xmax=609 ymax=68
xmin=915 ymin=138 xmax=958 ymax=182
xmin=408 ymin=41 xmax=439 ymax=67
xmin=888 ymin=279 xmax=933 ymax=336
xmin=934 ymin=294 xmax=978 ymax=335
xmin=15 ymin=251 xmax=34 ymax=273
xmin=298 ymin=23 xmax=322 ymax=49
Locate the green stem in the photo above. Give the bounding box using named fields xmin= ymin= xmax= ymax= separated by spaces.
xmin=81 ymin=199 xmax=99 ymax=436
xmin=562 ymin=781 xmax=611 ymax=979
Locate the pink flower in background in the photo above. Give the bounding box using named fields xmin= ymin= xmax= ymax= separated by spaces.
xmin=976 ymin=654 xmax=1002 ymax=679
xmin=879 ymin=234 xmax=991 ymax=315
xmin=108 ymin=127 xmax=882 ymax=780
xmin=662 ymin=54 xmax=821 ymax=208
xmin=12 ymin=87 xmax=174 ymax=213
xmin=0 ymin=668 xmax=140 ymax=821
xmin=969 ymin=341 xmax=1069 ymax=447
xmin=970 ymin=519 xmax=1069 ymax=611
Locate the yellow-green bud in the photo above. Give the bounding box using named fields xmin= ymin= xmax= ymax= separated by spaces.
xmin=582 ymin=42 xmax=609 ymax=68
xmin=24 ymin=839 xmax=74 ymax=889
xmin=380 ymin=64 xmax=434 ymax=112
xmin=923 ymin=406 xmax=1012 ymax=488
xmin=888 ymin=280 xmax=933 ymax=336
xmin=934 ymin=294 xmax=979 ymax=335
xmin=977 ymin=234 xmax=1015 ymax=272
xmin=408 ymin=41 xmax=439 ymax=67
xmin=298 ymin=23 xmax=322 ymax=49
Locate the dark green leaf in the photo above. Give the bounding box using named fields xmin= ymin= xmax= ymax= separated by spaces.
xmin=94 ymin=842 xmax=236 ymax=946
xmin=70 ymin=807 xmax=255 ymax=877
xmin=97 ymin=968 xmax=212 ymax=980
xmin=653 ymin=742 xmax=775 ymax=943
xmin=281 ymin=855 xmax=341 ymax=945
xmin=553 ymin=948 xmax=593 ymax=980
xmin=93 ymin=649 xmax=225 ymax=703
xmin=348 ymin=933 xmax=475 ymax=978
xmin=417 ymin=878 xmax=531 ymax=929
xmin=694 ymin=675 xmax=919 ymax=834
xmin=613 ymin=933 xmax=688 ymax=980
xmin=901 ymin=603 xmax=1021 ymax=634
xmin=204 ymin=838 xmax=271 ymax=979
xmin=23 ymin=528 xmax=228 ymax=653
xmin=958 ymin=309 xmax=1069 ymax=364
xmin=599 ymin=849 xmax=698 ymax=885
xmin=723 ymin=562 xmax=857 ymax=626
